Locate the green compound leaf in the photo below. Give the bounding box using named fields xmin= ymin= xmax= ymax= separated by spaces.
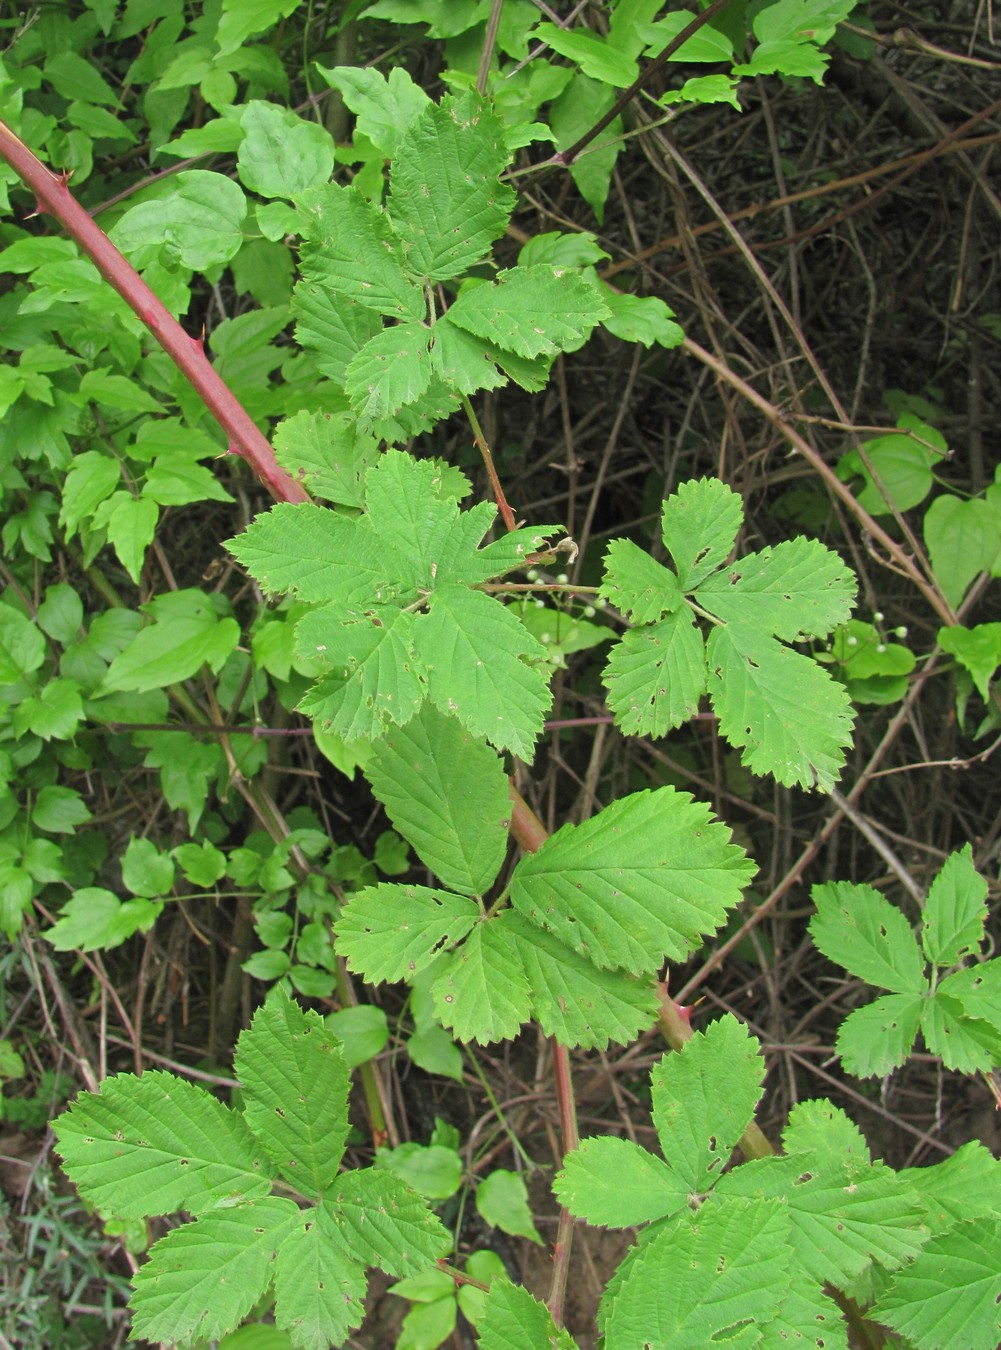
xmin=345 ymin=322 xmax=434 ymax=424
xmin=130 ymin=1197 xmax=300 ymax=1347
xmin=602 ymin=609 xmax=706 ymax=737
xmin=660 ymin=477 xmax=743 ymax=589
xmin=335 ymin=884 xmax=479 ymax=983
xmin=600 ymin=537 xmax=683 ymax=623
xmin=448 ymin=265 xmax=609 ymax=359
xmin=273 ymin=1207 xmax=368 ymax=1349
xmin=324 ymin=1168 xmax=451 ymax=1276
xmin=511 ymin=786 xmax=754 ymax=977
xmin=429 ymin=317 xmax=510 ymax=398
xmin=52 ymin=1071 xmax=274 ymax=1219
xmin=695 ymin=536 xmax=855 ymax=640
xmin=366 ymin=705 xmax=511 ymax=895
xmin=418 ymin=584 xmax=552 ymax=760
xmin=601 ymin=1198 xmax=793 ymax=1350
xmin=835 ymin=993 xmax=923 ymax=1078
xmin=477 ymin=1279 xmax=581 ymax=1350
xmin=234 ymin=989 xmax=350 ymax=1196
xmin=706 ymin=623 xmax=854 ymax=791
xmin=810 ymin=880 xmax=926 ymax=994
xmin=873 ymin=1221 xmax=1001 ymax=1350
xmin=555 ymin=1134 xmax=687 ymax=1228
xmin=650 ymin=1016 xmax=764 ymax=1194
xmin=432 ymin=914 xmax=533 ymax=1044
xmin=921 ymin=843 xmax=988 ymax=967
xmin=390 ymin=93 xmax=515 ymax=282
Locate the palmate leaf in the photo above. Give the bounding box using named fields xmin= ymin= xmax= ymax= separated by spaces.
xmin=335 ymin=883 xmax=480 ymax=983
xmin=602 ymin=609 xmax=706 ymax=737
xmin=510 ymin=786 xmax=753 ymax=976
xmin=874 ymin=1222 xmax=1001 ymax=1350
xmin=707 ymin=623 xmax=854 ymax=790
xmin=448 ymin=265 xmax=609 ymax=359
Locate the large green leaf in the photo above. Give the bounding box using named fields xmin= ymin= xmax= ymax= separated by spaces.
xmin=448 ymin=265 xmax=609 ymax=359
xmin=873 ymin=1222 xmax=1001 ymax=1350
xmin=511 ymin=786 xmax=753 ymax=976
xmin=272 ymin=1207 xmax=368 ymax=1348
xmin=695 ymin=536 xmax=855 ymax=639
xmin=238 ymin=101 xmax=335 ymax=199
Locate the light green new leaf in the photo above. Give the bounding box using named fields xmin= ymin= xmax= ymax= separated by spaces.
xmin=109 ymin=170 xmax=247 ymax=270
xmin=432 ymin=915 xmax=533 ymax=1044
xmin=58 ymin=449 xmax=120 ymax=538
xmin=53 ymin=1070 xmax=274 ymax=1218
xmin=273 ymin=410 xmax=380 ymax=508
xmin=238 ymin=101 xmax=334 ymax=199
xmin=273 ymin=1206 xmax=368 ymax=1349
xmin=600 ymin=536 xmax=682 ymax=623
xmin=323 ymin=1169 xmax=451 ymax=1276
xmin=922 ymin=844 xmax=987 ymax=967
xmin=873 ymin=1221 xmax=1001 ymax=1350
xmin=511 ymin=913 xmax=659 ymax=1049
xmin=235 ymin=990 xmax=350 ymax=1196
xmin=555 ymin=1135 xmax=687 ymax=1228
xmin=511 ymin=786 xmax=753 ymax=976
xmin=925 ymin=496 xmax=1001 ymax=608
xmin=938 ymin=623 xmax=1001 ymax=702
xmin=535 ymin=22 xmax=638 ymax=87
xmin=477 ymin=1279 xmax=581 ymax=1350
xmin=295 ymin=605 xmax=425 ymax=741
xmin=130 ymin=1197 xmax=299 ymax=1346
xmin=335 ymin=884 xmax=479 ymax=983
xmin=448 ymin=265 xmax=609 ymax=359
xmin=102 ymin=594 xmax=239 ymax=693
xmin=106 ymin=494 xmax=158 ymax=584
xmin=695 ymin=536 xmax=855 ymax=640
xmin=650 ymin=1017 xmax=764 ymax=1193
xmin=46 ymin=889 xmax=161 ymax=952
xmin=216 ymin=0 xmax=301 ymax=54
xmin=602 ymin=1198 xmax=792 ymax=1350
xmin=476 ymin=1169 xmax=543 ymax=1244
xmin=707 ymin=624 xmax=854 ymax=790
xmin=366 ymin=705 xmax=510 ymax=895
xmin=226 ymin=503 xmax=414 ymax=603
xmin=418 ymin=585 xmax=552 ymax=760
xmin=390 ymin=93 xmax=515 ymax=282
xmin=836 ymin=993 xmax=923 ymax=1078
xmin=734 ymin=0 xmax=856 ymax=81
xmin=291 ymin=281 xmax=383 ymax=383
xmin=920 ymin=993 xmax=1001 ymax=1074
xmin=660 ymin=477 xmax=743 ymax=589
xmin=297 ymin=183 xmax=424 ymax=320
xmin=315 ymin=64 xmax=430 ymax=156
xmin=598 ymin=288 xmax=684 ymax=348
xmin=810 ymin=879 xmax=926 ymax=994
xmin=603 ymin=609 xmax=706 ymax=737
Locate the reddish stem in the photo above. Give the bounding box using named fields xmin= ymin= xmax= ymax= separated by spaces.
xmin=0 ymin=120 xmax=308 ymax=506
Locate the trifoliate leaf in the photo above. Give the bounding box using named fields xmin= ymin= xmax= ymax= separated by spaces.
xmin=324 ymin=1168 xmax=451 ymax=1275
xmin=809 ymin=880 xmax=926 ymax=994
xmin=448 ymin=265 xmax=609 ymax=359
xmin=273 ymin=1207 xmax=368 ymax=1350
xmin=695 ymin=536 xmax=855 ymax=640
xmin=390 ymin=93 xmax=515 ymax=282
xmin=345 ymin=322 xmax=434 ymax=423
xmin=555 ymin=1135 xmax=687 ymax=1228
xmin=835 ymin=993 xmax=923 ymax=1078
xmin=921 ymin=844 xmax=987 ymax=967
xmin=366 ymin=705 xmax=511 ymax=895
xmin=602 ymin=609 xmax=706 ymax=737
xmin=418 ymin=584 xmax=551 ymax=760
xmin=599 ymin=537 xmax=682 ymax=623
xmin=53 ymin=1071 xmax=274 ymax=1219
xmin=130 ymin=1197 xmax=299 ymax=1347
xmin=477 ymin=1279 xmax=581 ymax=1350
xmin=335 ymin=884 xmax=479 ymax=983
xmin=650 ymin=1016 xmax=764 ymax=1193
xmin=707 ymin=623 xmax=854 ymax=790
xmin=511 ymin=786 xmax=753 ymax=976
xmin=661 ymin=477 xmax=743 ymax=588
xmin=432 ymin=915 xmax=533 ymax=1044
xmin=272 ymin=410 xmax=380 ymax=508
xmin=873 ymin=1221 xmax=1001 ymax=1350
xmin=234 ymin=989 xmax=350 ymax=1196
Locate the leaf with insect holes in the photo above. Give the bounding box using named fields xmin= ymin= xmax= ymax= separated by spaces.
xmin=448 ymin=266 xmax=609 ymax=359
xmin=660 ymin=477 xmax=743 ymax=589
xmin=603 ymin=608 xmax=706 ymax=737
xmin=336 ymin=883 xmax=480 ymax=983
xmin=695 ymin=536 xmax=855 ymax=640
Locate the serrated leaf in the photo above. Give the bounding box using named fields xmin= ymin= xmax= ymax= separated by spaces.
xmin=809 ymin=880 xmax=926 ymax=994
xmin=53 ymin=1071 xmax=274 ymax=1218
xmin=477 ymin=1279 xmax=581 ymax=1350
xmin=448 ymin=265 xmax=609 ymax=359
xmin=599 ymin=537 xmax=682 ymax=623
xmin=602 ymin=1198 xmax=792 ymax=1350
xmin=432 ymin=915 xmax=533 ymax=1044
xmin=920 ymin=992 xmax=1001 ymax=1074
xmin=873 ymin=1221 xmax=1001 ymax=1350
xmin=418 ymin=584 xmax=552 ymax=760
xmin=130 ymin=1197 xmax=299 ymax=1346
xmin=291 ymin=281 xmax=382 ymax=383
xmin=295 ymin=604 xmax=425 ymax=740
xmin=938 ymin=959 xmax=1001 ymax=1026
xmin=921 ymin=844 xmax=987 ymax=967
xmin=835 ymin=993 xmax=923 ymax=1077
xmin=899 ymin=1140 xmax=1001 ymax=1228
xmin=510 ymin=913 xmax=659 ymax=1049
xmin=770 ymin=1283 xmax=850 ymax=1350
xmin=234 ymin=990 xmax=350 ymax=1196
xmin=511 ymin=786 xmax=753 ymax=977
xmin=695 ymin=536 xmax=855 ymax=640
xmin=603 ymin=610 xmax=707 ymax=737
xmin=650 ymin=1016 xmax=764 ymax=1193
xmin=429 ymin=318 xmax=509 ymax=397
xmin=345 ymin=322 xmax=434 ymax=423
xmin=272 ymin=411 xmax=380 ymax=508
xmin=555 ymin=1135 xmax=686 ymax=1228
xmin=324 ymin=1168 xmax=451 ymax=1275
xmin=661 ymin=478 xmax=743 ymax=588
xmin=336 ymin=884 xmax=479 ymax=983
xmin=366 ymin=705 xmax=511 ymax=894
xmin=273 ymin=1206 xmax=368 ymax=1350
xmin=707 ymin=623 xmax=854 ymax=790
xmin=390 ymin=93 xmax=514 ymax=282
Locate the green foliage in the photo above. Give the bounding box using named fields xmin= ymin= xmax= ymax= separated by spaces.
xmin=811 ymin=846 xmax=1001 ymax=1076
xmin=53 ymin=989 xmax=449 ymax=1348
